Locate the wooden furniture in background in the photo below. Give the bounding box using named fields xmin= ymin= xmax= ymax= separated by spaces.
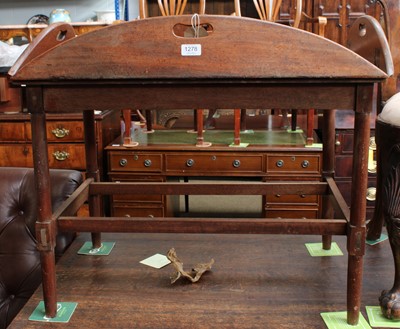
xmin=8 ymin=15 xmax=389 ymax=325
xmin=0 ymin=23 xmax=121 ymax=182
xmin=0 ymin=22 xmax=109 ymax=43
xmin=332 ymin=111 xmax=377 ymax=223
xmin=106 ymin=130 xmax=322 ymax=218
xmin=0 ymin=111 xmax=121 ymax=179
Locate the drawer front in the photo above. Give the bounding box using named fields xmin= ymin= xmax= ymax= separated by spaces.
xmin=335 ymin=155 xmax=353 ymax=178
xmin=47 ymin=144 xmax=86 ymax=169
xmin=112 ymin=205 xmax=164 ymax=218
xmin=266 ymin=193 xmax=318 ymax=204
xmin=0 ymin=78 xmax=21 ymax=113
xmin=26 ymin=121 xmax=85 ymax=142
xmin=0 ymin=122 xmax=25 ymax=141
xmin=336 ymin=131 xmax=354 ymax=154
xmin=265 ymin=209 xmax=319 ymax=219
xmin=165 ymin=153 xmax=263 ymax=174
xmin=0 ymin=145 xmax=33 ymax=167
xmin=266 ymin=154 xmax=320 ymax=175
xmin=0 ymin=144 xmax=85 ymax=169
xmin=110 ymin=177 xmax=164 ymax=203
xmin=109 ymin=152 xmax=163 ymax=172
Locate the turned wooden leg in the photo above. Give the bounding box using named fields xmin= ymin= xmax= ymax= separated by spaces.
xmin=29 ymin=87 xmax=58 ymax=318
xmin=234 ymin=109 xmax=241 ymax=145
xmin=145 ymin=110 xmax=153 ymax=132
xmin=83 ymin=110 xmax=102 ymax=249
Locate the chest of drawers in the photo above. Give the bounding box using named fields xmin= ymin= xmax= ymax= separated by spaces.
xmin=0 ymin=111 xmax=121 ymax=178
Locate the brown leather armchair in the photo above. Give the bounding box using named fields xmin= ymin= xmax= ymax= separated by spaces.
xmin=0 ymin=167 xmax=83 ymax=328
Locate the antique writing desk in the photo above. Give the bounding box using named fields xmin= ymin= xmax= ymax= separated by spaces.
xmin=9 ymin=16 xmax=389 ymax=325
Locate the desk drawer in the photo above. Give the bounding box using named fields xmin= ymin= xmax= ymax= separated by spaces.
xmin=0 ymin=144 xmax=86 ymax=169
xmin=165 ymin=153 xmax=263 ymax=174
xmin=266 ymin=193 xmax=318 ymax=204
xmin=109 ymin=152 xmax=163 ymax=172
xmin=110 ymin=177 xmax=164 ymax=203
xmin=0 ymin=122 xmax=25 ymax=141
xmin=112 ymin=205 xmax=164 ymax=218
xmin=265 ymin=208 xmax=319 ymax=219
xmin=266 ymin=154 xmax=320 ymax=175
xmin=0 ymin=145 xmax=34 ymax=167
xmin=26 ymin=121 xmax=85 ymax=142
xmin=48 ymin=144 xmax=86 ymax=169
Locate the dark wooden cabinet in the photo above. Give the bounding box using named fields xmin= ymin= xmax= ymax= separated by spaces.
xmin=335 ymin=130 xmax=377 ymax=221
xmin=322 ymin=110 xmax=377 ymax=221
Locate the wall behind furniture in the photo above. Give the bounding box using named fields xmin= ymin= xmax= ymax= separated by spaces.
xmin=0 ymin=0 xmax=139 ymax=25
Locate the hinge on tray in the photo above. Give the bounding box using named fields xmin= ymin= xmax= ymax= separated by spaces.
xmin=35 ymin=220 xmax=57 ymax=251
xmin=347 ymin=224 xmax=366 ymax=256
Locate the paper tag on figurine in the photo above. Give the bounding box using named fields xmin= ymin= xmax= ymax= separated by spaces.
xmin=181 ymin=44 xmax=202 ymax=56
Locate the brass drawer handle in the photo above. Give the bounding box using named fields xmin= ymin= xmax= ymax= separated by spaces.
xmin=51 ymin=127 xmax=70 ymax=138
xmin=276 ymin=160 xmax=284 ymax=168
xmin=301 ymin=160 xmax=310 ymax=168
xmin=366 ymin=187 xmax=376 ymax=201
xmin=144 ymin=159 xmax=152 ymax=167
xmin=53 ymin=150 xmax=69 ymax=161
xmin=119 ymin=158 xmax=128 ymax=167
xmin=232 ymin=159 xmax=241 ymax=168
xmin=186 ymin=159 xmax=195 ymax=167
xmin=368 ymin=136 xmax=377 ymax=173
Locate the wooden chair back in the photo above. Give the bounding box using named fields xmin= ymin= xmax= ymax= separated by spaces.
xmin=233 ymin=0 xmax=302 ymax=28
xmin=139 ymin=0 xmax=206 ymax=18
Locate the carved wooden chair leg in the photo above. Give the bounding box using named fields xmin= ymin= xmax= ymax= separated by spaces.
xmin=379 ymin=143 xmax=400 ymax=319
xmin=367 ymin=119 xmax=393 ymax=241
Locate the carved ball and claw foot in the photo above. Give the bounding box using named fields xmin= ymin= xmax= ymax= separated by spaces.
xmin=380 ymin=289 xmax=400 ymax=319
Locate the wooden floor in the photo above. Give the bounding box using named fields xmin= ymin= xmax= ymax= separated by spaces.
xmin=9 ymin=231 xmax=394 ymax=329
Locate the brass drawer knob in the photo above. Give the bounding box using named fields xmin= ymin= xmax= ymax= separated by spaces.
xmin=276 ymin=160 xmax=284 ymax=168
xmin=52 ymin=150 xmax=69 ymax=161
xmin=301 ymin=160 xmax=310 ymax=168
xmin=144 ymin=159 xmax=152 ymax=167
xmin=366 ymin=187 xmax=376 ymax=201
xmin=51 ymin=127 xmax=70 ymax=138
xmin=368 ymin=136 xmax=377 ymax=173
xmin=232 ymin=159 xmax=241 ymax=168
xmin=186 ymin=159 xmax=195 ymax=167
xmin=119 ymin=158 xmax=128 ymax=167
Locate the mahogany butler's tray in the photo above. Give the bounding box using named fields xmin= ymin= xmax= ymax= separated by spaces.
xmin=9 ymin=15 xmax=390 ymax=325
